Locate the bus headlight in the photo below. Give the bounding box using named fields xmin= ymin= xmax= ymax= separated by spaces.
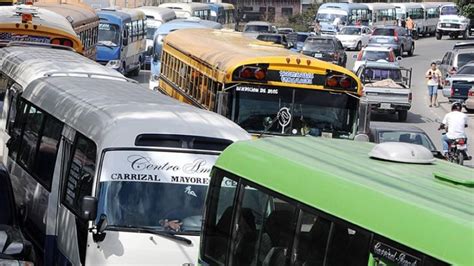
xmin=106 ymin=60 xmax=121 ymax=69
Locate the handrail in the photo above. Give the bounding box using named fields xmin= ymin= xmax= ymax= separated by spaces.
xmin=43 ymin=72 xmax=138 ymax=84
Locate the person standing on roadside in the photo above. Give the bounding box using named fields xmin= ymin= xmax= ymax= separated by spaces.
xmin=425 ymin=62 xmax=442 ymax=107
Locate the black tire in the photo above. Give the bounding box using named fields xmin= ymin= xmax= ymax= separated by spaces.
xmin=356 ymin=41 xmax=362 ymax=51
xmin=462 ymin=30 xmax=468 ymax=40
xmin=465 ymin=107 xmax=474 ymax=113
xmin=436 ymin=32 xmax=442 ymax=40
xmin=413 ymin=30 xmax=419 ymax=40
xmin=457 ymin=151 xmax=464 ymax=165
xmin=397 ymin=110 xmax=408 ymax=122
xmin=408 ymin=43 xmax=414 ymax=56
xmin=130 ymin=66 xmax=140 ymax=76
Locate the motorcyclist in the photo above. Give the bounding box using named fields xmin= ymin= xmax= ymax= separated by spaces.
xmin=439 ymin=102 xmax=469 ymax=158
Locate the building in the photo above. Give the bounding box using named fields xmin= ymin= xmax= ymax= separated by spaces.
xmin=226 ymin=0 xmax=301 ymax=24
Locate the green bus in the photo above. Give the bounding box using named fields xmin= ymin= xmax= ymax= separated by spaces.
xmin=199 ymin=137 xmax=474 ymax=266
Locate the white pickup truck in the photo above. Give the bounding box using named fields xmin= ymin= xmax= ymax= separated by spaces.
xmin=356 ymin=61 xmax=413 ymax=122
xmin=436 ymin=4 xmax=472 ymax=40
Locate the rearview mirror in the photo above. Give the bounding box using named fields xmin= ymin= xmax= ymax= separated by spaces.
xmin=81 ymin=196 xmax=98 ymax=221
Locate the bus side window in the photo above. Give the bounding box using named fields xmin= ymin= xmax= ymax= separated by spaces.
xmin=202 ymin=171 xmax=239 ymax=265
xmin=62 ymin=134 xmax=97 ymax=215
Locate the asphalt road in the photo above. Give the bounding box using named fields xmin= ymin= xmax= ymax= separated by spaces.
xmin=132 ymin=35 xmax=474 ymax=167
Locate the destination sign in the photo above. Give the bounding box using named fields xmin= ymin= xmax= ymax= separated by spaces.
xmin=0 ymin=32 xmax=50 ymax=44
xmin=266 ymin=70 xmax=325 ymax=86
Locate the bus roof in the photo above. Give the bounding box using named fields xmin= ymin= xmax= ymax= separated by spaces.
xmin=393 ymin=3 xmax=423 ymax=9
xmin=319 ymin=3 xmax=369 ymax=12
xmin=22 ymin=76 xmax=249 ymax=149
xmin=136 ymin=6 xmax=176 ymax=22
xmin=156 ymin=18 xmax=221 ymax=35
xmin=164 ymin=28 xmax=359 ymax=87
xmin=34 ymin=2 xmax=99 ymax=28
xmin=364 ymin=3 xmax=396 ymax=10
xmin=98 ymin=8 xmax=145 ymax=23
xmin=215 ymin=137 xmax=474 ymax=265
xmin=0 ymin=5 xmax=77 ymax=36
xmin=0 ymin=47 xmax=124 ymax=88
xmin=159 ymin=3 xmax=210 ymax=12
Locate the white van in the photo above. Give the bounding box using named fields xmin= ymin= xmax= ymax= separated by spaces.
xmin=0 ymin=46 xmax=250 ymax=265
xmin=365 ymin=3 xmax=397 ymax=27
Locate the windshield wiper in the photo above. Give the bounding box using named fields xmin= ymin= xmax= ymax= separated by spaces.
xmin=105 ymin=225 xmax=192 ymax=245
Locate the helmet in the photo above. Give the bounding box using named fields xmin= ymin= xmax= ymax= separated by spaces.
xmin=452 ymin=102 xmax=462 ymax=111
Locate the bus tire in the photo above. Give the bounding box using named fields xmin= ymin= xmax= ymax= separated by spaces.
xmin=130 ymin=66 xmax=140 ymax=76
xmin=398 ymin=110 xmax=408 ymax=122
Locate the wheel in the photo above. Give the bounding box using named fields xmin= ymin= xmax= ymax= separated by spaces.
xmin=413 ymin=30 xmax=419 ymax=40
xmin=462 ymin=30 xmax=468 ymax=40
xmin=436 ymin=32 xmax=442 ymax=40
xmin=408 ymin=43 xmax=414 ymax=56
xmin=130 ymin=66 xmax=140 ymax=76
xmin=457 ymin=151 xmax=464 ymax=165
xmin=356 ymin=41 xmax=362 ymax=51
xmin=397 ymin=110 xmax=408 ymax=122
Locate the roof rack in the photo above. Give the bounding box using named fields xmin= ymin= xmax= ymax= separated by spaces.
xmin=6 ymin=41 xmax=76 ymax=52
xmin=453 ymin=42 xmax=474 ymax=50
xmin=43 ymin=72 xmax=138 ymax=84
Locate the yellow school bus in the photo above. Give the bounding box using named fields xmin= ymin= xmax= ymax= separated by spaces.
xmin=35 ymin=2 xmax=99 ymax=59
xmin=0 ymin=0 xmax=16 ymax=6
xmin=0 ymin=5 xmax=83 ymax=53
xmin=158 ymin=28 xmax=366 ymax=139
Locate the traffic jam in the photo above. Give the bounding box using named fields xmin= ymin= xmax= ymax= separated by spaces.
xmin=0 ymin=0 xmax=473 ymax=265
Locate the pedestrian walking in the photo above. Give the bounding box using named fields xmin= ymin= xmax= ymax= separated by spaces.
xmin=425 ymin=62 xmax=442 ymax=107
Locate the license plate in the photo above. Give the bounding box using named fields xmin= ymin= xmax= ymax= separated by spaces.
xmin=380 ymin=103 xmax=392 ymax=109
xmin=314 ymin=53 xmax=322 ymax=58
xmin=377 ymin=39 xmax=388 ymax=43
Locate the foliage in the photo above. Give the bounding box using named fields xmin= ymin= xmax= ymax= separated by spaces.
xmin=454 ymin=0 xmax=474 ymax=19
xmin=288 ymin=4 xmax=320 ymax=32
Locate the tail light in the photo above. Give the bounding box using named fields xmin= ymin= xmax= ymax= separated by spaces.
xmin=451 ymin=87 xmax=454 ymax=96
xmin=50 ymin=38 xmax=73 ymax=47
xmin=62 ymin=39 xmax=73 ymax=47
xmin=394 ymin=31 xmax=399 ymax=42
xmin=357 ymin=51 xmax=362 ymax=60
xmin=444 ymin=79 xmax=450 ymax=86
xmin=468 ymin=90 xmax=474 ymax=96
xmin=408 ymin=92 xmax=412 ymax=101
xmin=339 ymin=77 xmax=351 ymax=88
xmin=239 ymin=66 xmax=267 ymax=81
xmin=326 ymin=75 xmax=353 ymax=89
xmin=457 ymin=139 xmax=465 ymax=145
xmin=388 ymin=52 xmax=395 ymax=62
xmin=326 ymin=76 xmax=339 ymax=87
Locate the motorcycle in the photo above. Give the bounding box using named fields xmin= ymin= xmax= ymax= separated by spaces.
xmin=438 ymin=123 xmax=470 ymax=165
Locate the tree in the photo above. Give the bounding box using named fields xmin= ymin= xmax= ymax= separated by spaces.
xmin=288 ymin=4 xmax=320 ymax=32
xmin=454 ymin=0 xmax=474 ymax=19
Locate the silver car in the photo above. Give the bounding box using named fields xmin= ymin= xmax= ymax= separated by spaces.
xmin=442 ymin=62 xmax=474 ymax=102
xmin=368 ymin=26 xmax=415 ymax=57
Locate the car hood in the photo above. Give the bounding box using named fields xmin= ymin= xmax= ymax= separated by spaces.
xmin=336 ymin=35 xmax=360 ymax=41
xmin=439 ymin=15 xmax=468 ymax=23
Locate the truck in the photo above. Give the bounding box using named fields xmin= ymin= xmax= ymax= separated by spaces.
xmin=356 ymin=61 xmax=412 ymax=122
xmin=436 ymin=4 xmax=472 ymax=40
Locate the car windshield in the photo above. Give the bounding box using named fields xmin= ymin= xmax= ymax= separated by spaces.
xmin=257 ymin=35 xmax=282 ymax=44
xmin=372 ymin=28 xmax=395 ymax=36
xmin=302 ymin=39 xmax=334 ymax=51
xmin=378 ymin=131 xmax=435 ymax=151
xmin=316 ymin=13 xmax=347 ymax=23
xmin=440 ymin=6 xmax=458 ymax=16
xmin=457 ymin=53 xmax=474 ymax=68
xmin=98 ymin=23 xmax=120 ymax=46
xmin=457 ymin=65 xmax=474 ymax=75
xmin=0 ymin=174 xmax=13 ymax=226
xmin=362 ymin=51 xmax=392 ymax=62
xmin=362 ymin=68 xmax=402 ymax=82
xmin=96 ymin=150 xmax=218 ymax=234
xmin=234 ymin=87 xmax=358 ymax=139
xmin=244 ymin=25 xmax=270 ymax=33
xmin=340 ymin=27 xmax=361 ymax=35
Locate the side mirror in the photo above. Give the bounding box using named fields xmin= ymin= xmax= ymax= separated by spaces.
xmin=81 ymin=196 xmax=98 ymax=221
xmin=92 ymin=214 xmax=108 ymax=243
xmin=432 ymin=151 xmax=445 ymax=159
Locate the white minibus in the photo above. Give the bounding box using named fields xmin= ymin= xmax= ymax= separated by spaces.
xmin=158 ymin=3 xmax=211 ymax=20
xmin=394 ymin=3 xmax=424 ymax=35
xmin=420 ymin=2 xmax=441 ymax=36
xmin=0 ymin=46 xmax=250 ymax=265
xmin=365 ymin=3 xmax=397 ymax=27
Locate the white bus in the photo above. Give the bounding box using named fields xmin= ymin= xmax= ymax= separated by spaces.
xmin=394 ymin=3 xmax=425 ymax=34
xmin=316 ymin=3 xmax=370 ymax=28
xmin=158 ymin=3 xmax=211 ymax=20
xmin=136 ymin=6 xmax=176 ymax=67
xmin=0 ymin=46 xmax=250 ymax=265
xmin=420 ymin=2 xmax=441 ymax=36
xmin=365 ymin=3 xmax=397 ymax=27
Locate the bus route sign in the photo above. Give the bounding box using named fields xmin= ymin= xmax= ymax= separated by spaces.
xmin=0 ymin=32 xmax=50 ymax=44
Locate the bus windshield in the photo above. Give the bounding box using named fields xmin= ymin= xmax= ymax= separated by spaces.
xmin=98 ymin=23 xmax=120 ymax=46
xmin=96 ymin=150 xmax=217 ymax=234
xmin=316 ymin=13 xmax=347 ymax=24
xmin=234 ymin=87 xmax=358 ymax=138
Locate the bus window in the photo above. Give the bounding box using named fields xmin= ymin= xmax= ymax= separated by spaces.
xmin=201 ymin=174 xmax=238 ymax=264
